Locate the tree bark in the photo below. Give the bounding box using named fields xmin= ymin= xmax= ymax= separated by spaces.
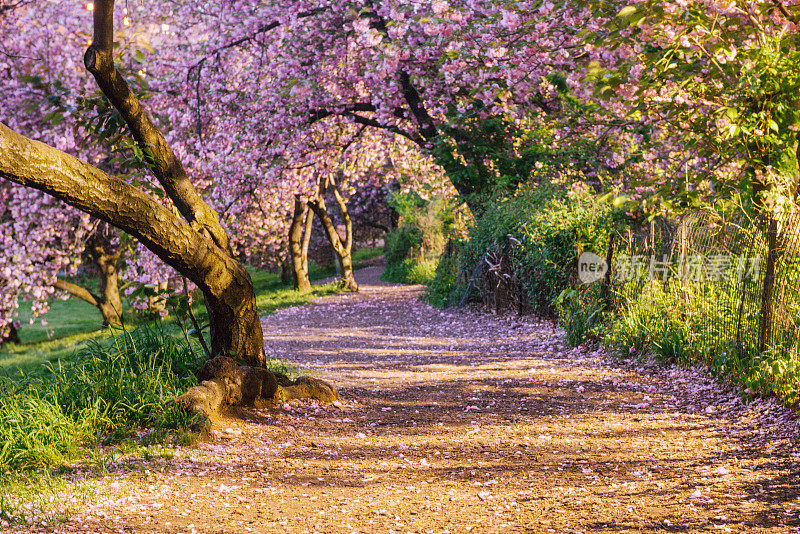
xmin=279 ymin=252 xmax=292 ymax=285
xmin=307 ymin=178 xmax=358 ymax=291
xmin=289 ymin=195 xmax=312 ymax=291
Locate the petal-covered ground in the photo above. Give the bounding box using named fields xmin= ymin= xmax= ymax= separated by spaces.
xmin=36 ymin=267 xmax=800 ymax=533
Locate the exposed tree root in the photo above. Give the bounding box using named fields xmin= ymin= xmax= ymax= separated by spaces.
xmin=176 ymin=356 xmax=338 ymax=420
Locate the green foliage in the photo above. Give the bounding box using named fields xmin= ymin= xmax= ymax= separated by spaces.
xmin=553 ymin=287 xmax=604 ymax=348
xmin=604 ymin=281 xmax=695 ymax=364
xmin=383 ymin=191 xmax=464 ymax=285
xmin=604 ymin=276 xmax=800 ymax=405
xmin=426 ymin=246 xmax=460 ymax=308
xmin=47 ymin=326 xmax=204 ymax=439
xmin=746 ymin=348 xmax=800 ymax=405
xmin=431 ymin=111 xmax=551 ymax=211
xmin=0 ymin=389 xmax=81 ymax=472
xmin=438 ymin=183 xmax=615 ymax=314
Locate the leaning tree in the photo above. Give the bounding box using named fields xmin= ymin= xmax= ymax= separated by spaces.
xmin=0 ymin=0 xmax=339 ymax=413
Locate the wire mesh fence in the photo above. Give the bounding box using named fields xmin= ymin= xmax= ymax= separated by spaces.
xmin=609 ymin=208 xmax=800 ymax=364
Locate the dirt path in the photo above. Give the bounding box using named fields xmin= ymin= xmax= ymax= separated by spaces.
xmin=41 ymin=267 xmax=800 ymax=533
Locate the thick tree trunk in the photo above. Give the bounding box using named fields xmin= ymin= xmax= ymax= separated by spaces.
xmin=0 ymin=0 xmax=337 ymax=419
xmin=289 ymin=195 xmax=312 ymax=291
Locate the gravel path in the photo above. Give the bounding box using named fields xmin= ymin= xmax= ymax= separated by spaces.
xmin=39 ymin=267 xmax=800 ymax=533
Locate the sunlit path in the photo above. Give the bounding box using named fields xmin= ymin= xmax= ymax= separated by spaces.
xmin=37 ymin=267 xmax=800 ymax=533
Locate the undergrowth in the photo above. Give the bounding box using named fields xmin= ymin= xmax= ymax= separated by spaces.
xmin=602 ymin=279 xmax=800 ymax=406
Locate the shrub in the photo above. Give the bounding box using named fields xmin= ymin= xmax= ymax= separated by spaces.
xmin=429 ymin=182 xmax=615 ymax=314
xmin=47 ymin=325 xmax=204 ymax=440
xmin=553 ymin=287 xmax=604 ymax=347
xmin=383 ymin=190 xmax=466 ymax=285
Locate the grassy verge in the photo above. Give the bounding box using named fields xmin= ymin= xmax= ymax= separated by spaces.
xmin=0 ymin=248 xmax=382 ymax=476
xmin=1 ymin=246 xmax=382 ymax=377
xmin=0 ymin=246 xmax=380 ymax=529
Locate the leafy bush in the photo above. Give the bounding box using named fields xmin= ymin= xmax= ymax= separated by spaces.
xmin=426 ymin=245 xmax=461 ymax=307
xmin=47 ymin=325 xmax=204 ymax=440
xmin=553 ymin=287 xmax=604 ymax=347
xmin=429 ymin=182 xmax=615 ymax=314
xmin=604 ymin=274 xmax=800 ymax=405
xmin=383 ymin=191 xmax=465 ymax=285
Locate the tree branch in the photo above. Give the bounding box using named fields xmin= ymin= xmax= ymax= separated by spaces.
xmin=186 ymin=8 xmax=326 ymax=76
xmin=54 ymin=279 xmax=100 ymax=307
xmin=0 ymin=122 xmax=237 ymax=294
xmin=770 ymin=0 xmax=799 ymax=24
xmin=342 ymin=112 xmax=422 ymax=145
xmin=83 ymin=0 xmax=231 ymax=254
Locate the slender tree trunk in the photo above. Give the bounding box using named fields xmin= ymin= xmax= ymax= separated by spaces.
xmin=330 ymin=180 xmax=357 ymax=289
xmin=52 ymin=237 xmax=123 ymax=326
xmin=289 ymin=195 xmax=312 ymax=291
xmin=308 ymin=179 xmax=358 ymax=291
xmin=302 ymin=205 xmax=314 ymax=276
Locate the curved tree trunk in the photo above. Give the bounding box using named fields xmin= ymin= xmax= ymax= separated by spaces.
xmin=1 ymin=122 xmax=267 ymax=367
xmin=0 ymin=0 xmax=336 ymax=419
xmin=55 ymin=237 xmax=124 ymax=327
xmin=288 ymin=195 xmax=312 ymax=292
xmin=308 ymin=176 xmax=358 ymax=291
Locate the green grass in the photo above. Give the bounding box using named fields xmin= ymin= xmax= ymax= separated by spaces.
xmin=0 ymin=246 xmax=382 ymax=377
xmin=0 ymin=331 xmax=107 ymax=378
xmin=0 ymin=325 xmax=204 ymax=472
xmin=13 ymin=297 xmax=103 ymax=345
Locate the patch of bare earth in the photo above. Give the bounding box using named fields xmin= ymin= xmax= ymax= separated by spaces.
xmin=33 ymin=266 xmax=800 ymax=533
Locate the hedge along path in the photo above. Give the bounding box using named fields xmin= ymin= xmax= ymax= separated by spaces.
xmin=35 ymin=266 xmax=800 ymax=534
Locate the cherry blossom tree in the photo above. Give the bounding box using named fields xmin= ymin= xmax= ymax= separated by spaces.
xmin=580 ymin=0 xmax=800 ymax=216
xmin=151 ymin=0 xmax=593 ymax=216
xmin=0 ymin=0 xmax=267 ymax=371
